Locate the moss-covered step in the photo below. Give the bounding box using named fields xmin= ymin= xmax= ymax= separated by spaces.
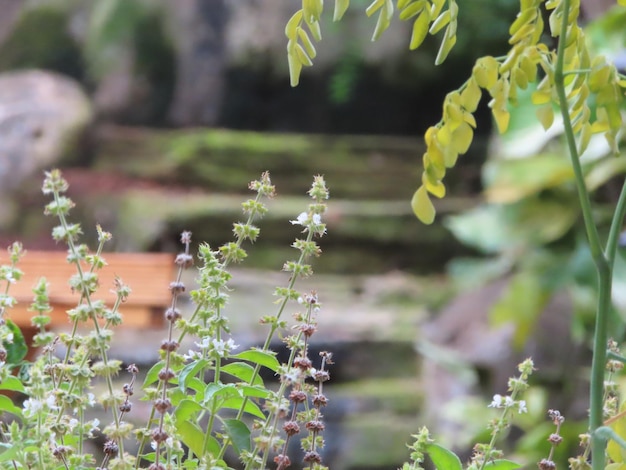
xmin=94 ymin=125 xmax=484 ymax=201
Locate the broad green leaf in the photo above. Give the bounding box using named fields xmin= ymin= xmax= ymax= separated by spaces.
xmin=239 ymin=384 xmax=273 ymax=400
xmin=177 ymin=421 xmax=205 ymax=458
xmin=222 ymin=396 xmax=266 ymax=420
xmin=174 ymin=399 xmax=203 ymax=422
xmin=411 ymin=186 xmax=435 ymax=224
xmin=0 ymin=376 xmax=25 ymax=393
xmin=143 ymin=361 xmax=165 ymax=387
xmin=425 ymin=443 xmax=462 ymax=470
xmin=0 ymin=395 xmax=22 ymax=418
xmin=484 ymin=460 xmax=522 ymax=469
xmin=221 ymin=362 xmax=264 ymax=386
xmin=178 ymin=359 xmax=211 ymax=391
xmin=223 ymin=419 xmax=251 ymax=455
xmin=4 ymin=320 xmax=27 ymax=365
xmin=233 ymin=349 xmax=280 ymax=372
xmin=0 ymin=444 xmax=19 ymax=463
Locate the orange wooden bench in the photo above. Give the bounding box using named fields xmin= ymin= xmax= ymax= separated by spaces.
xmin=7 ymin=251 xmax=174 ymax=336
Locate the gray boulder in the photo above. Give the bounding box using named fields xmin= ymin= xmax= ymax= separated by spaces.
xmin=0 ymin=69 xmax=92 ymax=192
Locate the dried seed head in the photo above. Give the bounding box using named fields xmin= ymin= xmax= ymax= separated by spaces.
xmin=300 ymin=324 xmax=317 ymax=337
xmin=158 ymin=368 xmax=175 ymax=382
xmin=151 ymin=429 xmax=169 ymax=443
xmin=294 ymin=356 xmax=312 ymax=371
xmin=119 ymin=402 xmax=132 ymax=413
xmin=538 ymin=458 xmax=556 ymax=470
xmin=0 ymin=347 xmax=6 ymax=362
xmin=305 ymin=420 xmax=325 ymax=432
xmin=169 ymin=281 xmax=185 ymax=294
xmin=127 ymin=363 xmax=139 ymax=374
xmin=154 ymin=398 xmax=172 ymax=414
xmin=165 ymin=307 xmax=181 ymax=322
xmin=548 ymin=433 xmax=563 ymax=446
xmin=149 ymin=464 xmax=166 ymax=470
xmin=160 ymin=339 xmax=180 ymax=352
xmin=123 ymin=383 xmax=134 ymax=396
xmin=175 ymin=253 xmax=194 ymax=268
xmin=312 ymin=393 xmax=328 ymax=407
xmin=303 ymin=451 xmax=322 ymax=464
xmin=274 ymin=454 xmax=291 ymax=469
xmin=288 ymin=390 xmax=307 ymax=403
xmin=282 ymin=420 xmax=300 ymax=436
xmin=180 ymin=231 xmax=192 ymax=245
xmin=313 ymin=370 xmax=330 ymax=382
xmin=103 ymin=440 xmax=119 ymax=457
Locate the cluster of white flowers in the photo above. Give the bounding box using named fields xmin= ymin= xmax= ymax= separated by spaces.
xmin=183 ymin=337 xmax=239 ymax=361
xmin=488 ymin=394 xmax=527 ymax=414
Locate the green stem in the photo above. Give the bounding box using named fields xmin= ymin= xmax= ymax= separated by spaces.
xmin=553 ymin=1 xmax=612 ymax=468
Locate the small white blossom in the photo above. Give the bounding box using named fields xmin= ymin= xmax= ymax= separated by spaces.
xmin=290 ymin=212 xmax=309 ymax=226
xmin=212 ymin=338 xmax=238 ymax=357
xmin=23 ymin=398 xmax=43 ymax=416
xmin=87 ymin=393 xmax=96 ymax=407
xmin=283 ymin=368 xmax=301 ymax=384
xmin=518 ymin=400 xmax=528 ymax=413
xmin=488 ymin=394 xmax=503 ymax=408
xmin=183 ymin=349 xmax=202 ymax=361
xmin=195 ymin=337 xmax=211 ymax=349
xmin=504 ymin=396 xmax=515 ymax=407
xmin=46 ymin=394 xmax=59 ymax=410
xmin=312 ymin=214 xmax=322 ymax=224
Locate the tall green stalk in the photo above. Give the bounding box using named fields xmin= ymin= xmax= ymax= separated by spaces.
xmin=553 ymin=0 xmax=626 ymax=468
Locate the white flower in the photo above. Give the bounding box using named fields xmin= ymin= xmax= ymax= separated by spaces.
xmin=518 ymin=400 xmax=528 ymax=413
xmin=312 ymin=214 xmax=322 ymax=224
xmin=87 ymin=393 xmax=96 ymax=407
xmin=23 ymin=398 xmax=43 ymax=416
xmin=283 ymin=368 xmax=301 ymax=384
xmin=195 ymin=337 xmax=211 ymax=349
xmin=46 ymin=394 xmax=59 ymax=410
xmin=504 ymin=396 xmax=515 ymax=407
xmin=290 ymin=212 xmax=308 ymax=226
xmin=488 ymin=394 xmax=503 ymax=408
xmin=212 ymin=338 xmax=238 ymax=357
xmin=183 ymin=349 xmax=202 ymax=361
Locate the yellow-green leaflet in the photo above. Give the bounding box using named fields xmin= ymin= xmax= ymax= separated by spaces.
xmin=297 ymin=27 xmax=317 ymax=58
xmin=435 ymin=30 xmax=456 ymax=65
xmin=366 ymin=0 xmax=385 ymax=17
xmin=429 ymin=9 xmax=450 ymax=35
xmin=411 ymin=186 xmax=435 ymax=224
xmin=285 ymin=10 xmax=303 ymax=38
xmin=333 ymin=0 xmax=350 ymax=21
xmin=410 ymin=10 xmax=431 ymax=50
xmin=288 ymin=53 xmax=302 ymax=87
xmin=399 ymin=0 xmax=427 ymax=21
xmin=509 ymin=7 xmax=537 ymax=36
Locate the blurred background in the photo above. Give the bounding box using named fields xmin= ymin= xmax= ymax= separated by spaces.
xmin=0 ymin=0 xmax=625 ymax=468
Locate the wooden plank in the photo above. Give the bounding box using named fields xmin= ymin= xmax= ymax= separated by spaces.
xmin=4 ymin=251 xmax=174 ymax=329
xmin=9 ymin=251 xmax=174 ymax=307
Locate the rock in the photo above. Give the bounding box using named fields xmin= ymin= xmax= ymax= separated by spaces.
xmin=0 ymin=70 xmax=92 ymax=192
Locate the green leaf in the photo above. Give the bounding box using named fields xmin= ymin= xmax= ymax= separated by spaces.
xmin=4 ymin=320 xmax=27 ymax=365
xmin=484 ymin=460 xmax=522 ymax=469
xmin=239 ymin=385 xmax=273 ymax=400
xmin=0 ymin=443 xmax=19 ymax=463
xmin=143 ymin=361 xmax=165 ymax=387
xmin=221 ymin=362 xmax=264 ymax=386
xmin=0 ymin=395 xmax=22 ymax=418
xmin=177 ymin=421 xmax=205 ymax=458
xmin=232 ymin=349 xmax=280 ymax=372
xmin=0 ymin=376 xmax=25 ymax=393
xmin=178 ymin=359 xmax=211 ymax=391
xmin=223 ymin=419 xmax=251 ymax=455
xmin=174 ymin=399 xmax=203 ymax=422
xmin=425 ymin=443 xmax=462 ymax=470
xmin=222 ymin=396 xmax=266 ymax=420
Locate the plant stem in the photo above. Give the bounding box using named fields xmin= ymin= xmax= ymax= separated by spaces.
xmin=553 ymin=0 xmax=612 ymax=468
